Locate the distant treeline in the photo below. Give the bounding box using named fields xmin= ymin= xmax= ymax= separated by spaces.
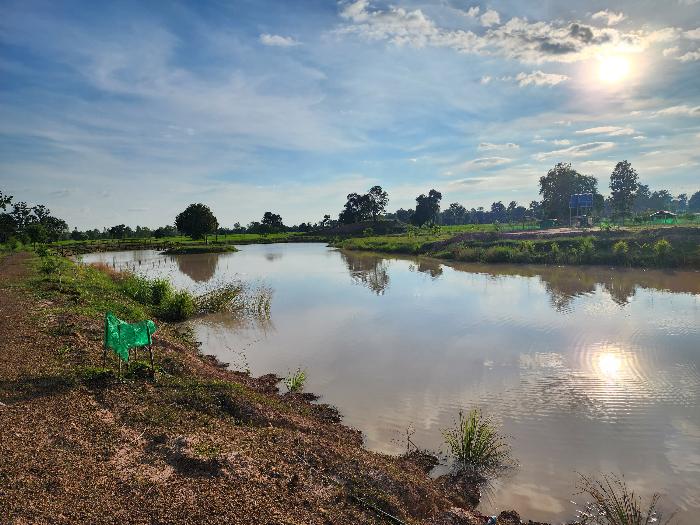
xmin=2 ymin=160 xmax=699 ymax=244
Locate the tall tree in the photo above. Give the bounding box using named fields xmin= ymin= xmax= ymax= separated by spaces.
xmin=539 ymin=163 xmax=599 ymax=220
xmin=688 ymin=191 xmax=700 ymax=213
xmin=365 ymin=185 xmax=389 ymax=222
xmin=175 ymin=203 xmax=219 ymax=240
xmin=413 ymin=189 xmax=442 ymax=226
xmin=609 ymin=160 xmax=639 ymax=224
xmin=339 ymin=193 xmax=366 ymax=224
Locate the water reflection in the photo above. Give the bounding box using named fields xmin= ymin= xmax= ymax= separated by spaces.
xmin=173 ymin=253 xmax=221 ymax=282
xmin=339 ymin=250 xmax=390 ymax=295
xmin=78 ymin=244 xmax=700 ymax=522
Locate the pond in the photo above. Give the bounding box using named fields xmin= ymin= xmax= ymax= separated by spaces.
xmin=81 ymin=243 xmax=700 ymax=522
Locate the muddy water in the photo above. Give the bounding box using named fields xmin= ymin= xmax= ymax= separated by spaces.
xmin=81 ymin=244 xmax=700 ymax=522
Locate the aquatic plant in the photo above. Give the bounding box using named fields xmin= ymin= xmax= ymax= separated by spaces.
xmin=195 ymin=282 xmax=244 ymax=314
xmin=576 ymin=473 xmax=675 ymax=525
xmin=442 ymin=409 xmax=512 ymax=475
xmin=284 ymin=368 xmax=307 ymax=393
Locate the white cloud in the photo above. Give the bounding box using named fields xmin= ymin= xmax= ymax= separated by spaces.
xmin=259 ymin=33 xmax=300 ymax=47
xmin=455 ymin=156 xmax=514 ymax=171
xmin=552 ymin=139 xmax=571 ymax=145
xmin=685 ymin=28 xmax=700 ymax=39
xmin=652 ymin=105 xmax=700 ymax=116
xmin=480 ymin=75 xmax=492 ymax=84
xmin=575 ymin=126 xmax=635 ymax=136
xmin=677 ymin=49 xmax=700 ymax=61
xmin=480 ymin=10 xmax=500 ymax=28
xmin=534 ymin=141 xmax=615 ymax=161
xmin=465 ymin=6 xmax=480 ymax=18
xmin=591 ymin=10 xmax=626 ymax=26
xmin=515 ymin=70 xmax=569 ymax=87
xmin=663 ymin=46 xmax=679 ymax=56
xmin=478 ymin=142 xmax=519 ymax=151
xmin=337 ymin=1 xmax=677 ymax=64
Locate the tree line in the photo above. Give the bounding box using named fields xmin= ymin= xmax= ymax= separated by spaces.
xmin=2 ymin=159 xmax=698 ymax=244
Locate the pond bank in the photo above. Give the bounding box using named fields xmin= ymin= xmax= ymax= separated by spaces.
xmin=334 ymin=226 xmax=700 ymax=269
xmin=0 ymin=252 xmax=509 ymax=524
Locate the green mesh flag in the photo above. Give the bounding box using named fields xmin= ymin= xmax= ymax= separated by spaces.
xmin=104 ymin=312 xmax=157 ymax=362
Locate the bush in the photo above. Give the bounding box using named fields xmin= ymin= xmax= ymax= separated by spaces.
xmin=548 ymin=242 xmax=561 ymax=263
xmin=159 ymin=290 xmax=196 ymax=321
xmin=653 ymin=239 xmax=672 ymax=262
xmin=150 ymin=279 xmax=173 ymax=305
xmin=612 ymin=240 xmax=629 ymax=263
xmin=578 ymin=237 xmax=595 ymax=262
xmin=519 ymin=240 xmax=535 ymax=254
xmin=442 ymin=409 xmax=512 ymax=475
xmin=481 ymin=246 xmax=513 ymax=263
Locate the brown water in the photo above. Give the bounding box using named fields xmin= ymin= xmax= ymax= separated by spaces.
xmin=81 ymin=244 xmax=700 ymax=522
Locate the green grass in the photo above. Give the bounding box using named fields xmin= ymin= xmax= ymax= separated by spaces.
xmin=283 ymin=368 xmax=307 ymax=393
xmin=576 ymin=473 xmax=675 ymax=525
xmin=442 ymin=409 xmax=512 ymax=475
xmin=336 ymin=227 xmax=700 ymax=269
xmin=161 ymin=245 xmax=238 ymax=254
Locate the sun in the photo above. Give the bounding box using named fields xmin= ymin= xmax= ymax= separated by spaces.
xmin=598 ymin=55 xmax=631 ymax=84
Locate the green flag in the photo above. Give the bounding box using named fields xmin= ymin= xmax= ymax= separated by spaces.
xmin=104 ymin=312 xmax=157 ymax=362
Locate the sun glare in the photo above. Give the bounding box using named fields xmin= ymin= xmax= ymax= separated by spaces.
xmin=598 ymin=55 xmax=631 ymax=84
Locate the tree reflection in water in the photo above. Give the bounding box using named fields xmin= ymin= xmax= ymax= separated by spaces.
xmin=339 ymin=251 xmax=391 ymax=295
xmin=173 ymin=253 xmax=221 ymax=283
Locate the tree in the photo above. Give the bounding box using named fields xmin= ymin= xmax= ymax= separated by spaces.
xmin=108 ymin=224 xmax=128 ymax=239
xmin=609 ymin=160 xmax=639 ymax=224
xmin=442 ymin=203 xmax=467 ymax=225
xmin=41 ymin=216 xmax=68 ymax=242
xmin=320 ymin=214 xmax=332 ymax=229
xmin=394 ymin=208 xmax=414 ymax=223
xmin=153 ymin=225 xmax=179 ymax=238
xmin=175 ymin=203 xmax=219 ymax=240
xmin=0 ymin=190 xmax=13 ymax=211
xmin=539 ymin=163 xmax=599 ymax=220
xmin=634 ymin=184 xmax=651 ymax=212
xmin=26 ymin=222 xmax=47 ymax=247
xmin=339 ymin=193 xmax=366 ymax=224
xmin=413 ymin=189 xmax=442 ymax=226
xmin=490 ymin=201 xmax=506 ymax=221
xmin=261 ymin=212 xmax=284 ymax=228
xmin=649 ymin=190 xmax=672 ymax=211
xmin=688 ymin=191 xmax=700 ymax=213
xmin=366 ymin=185 xmax=389 ymax=222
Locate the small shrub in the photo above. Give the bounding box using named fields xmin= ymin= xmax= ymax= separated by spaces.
xmin=519 ymin=240 xmax=535 ymax=253
xmin=653 ymin=239 xmax=672 ymax=261
xmin=481 ymin=246 xmax=512 ymax=263
xmin=578 ymin=237 xmax=595 ymax=261
xmin=362 ymin=227 xmax=374 ymax=237
xmin=612 ymin=240 xmax=629 ymax=263
xmin=549 ymin=242 xmax=561 ymax=263
xmin=159 ymin=290 xmax=196 ymax=321
xmin=454 ymin=246 xmax=479 ymax=262
xmin=36 ymin=244 xmax=51 ymax=257
xmin=576 ymin=473 xmax=675 ymax=525
xmin=442 ymin=409 xmax=512 ymax=475
xmin=150 ymin=279 xmax=173 ymax=305
xmin=284 ymin=368 xmax=307 ymax=393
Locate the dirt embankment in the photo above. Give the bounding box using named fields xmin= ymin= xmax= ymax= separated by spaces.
xmin=0 ymin=253 xmax=524 ymax=525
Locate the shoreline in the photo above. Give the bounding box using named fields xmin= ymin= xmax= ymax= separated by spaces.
xmin=0 ymin=251 xmax=514 ymax=524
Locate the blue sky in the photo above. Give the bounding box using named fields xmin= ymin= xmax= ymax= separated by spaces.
xmin=1 ymin=0 xmax=699 ymax=229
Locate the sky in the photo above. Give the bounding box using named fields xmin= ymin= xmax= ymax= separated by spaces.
xmin=1 ymin=0 xmax=699 ymax=229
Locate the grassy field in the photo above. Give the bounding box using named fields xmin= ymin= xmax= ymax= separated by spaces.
xmin=335 ymin=224 xmax=700 ymax=269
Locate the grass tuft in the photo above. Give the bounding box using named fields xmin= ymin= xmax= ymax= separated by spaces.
xmin=442 ymin=409 xmax=512 ymax=475
xmin=576 ymin=473 xmax=675 ymax=525
xmin=284 ymin=368 xmax=307 ymax=393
